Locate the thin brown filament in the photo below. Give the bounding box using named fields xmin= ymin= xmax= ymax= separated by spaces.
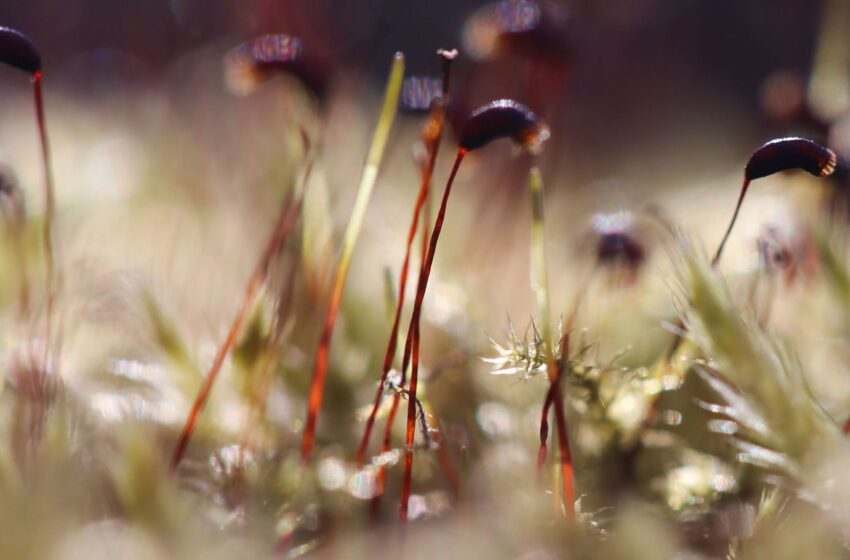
xmin=370 ymin=203 xmax=432 ymax=516
xmin=552 ymin=379 xmax=574 ymax=518
xmin=171 ymin=156 xmax=313 ymax=471
xmin=712 ymin=178 xmax=752 ymax=267
xmin=534 ymin=283 xmax=579 ymax=517
xmin=356 ymin=114 xmax=446 ymax=466
xmin=399 ymin=149 xmax=466 ymax=521
xmin=32 ymin=72 xmax=57 ymax=370
xmin=360 ymin=53 xmax=453 ymax=495
xmin=371 ymin=148 xmax=440 ymax=517
xmin=536 ymin=277 xmax=585 ymax=472
xmin=536 ymin=381 xmax=555 ymax=473
xmin=661 ymin=177 xmax=753 ymax=364
xmin=301 ymin=258 xmax=344 ymax=460
xmin=535 ymin=335 xmax=574 ymax=519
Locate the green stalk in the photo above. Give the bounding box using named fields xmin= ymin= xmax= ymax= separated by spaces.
xmin=529 ymin=167 xmax=552 ymax=347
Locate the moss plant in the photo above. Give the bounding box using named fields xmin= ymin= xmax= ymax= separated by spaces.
xmin=4 ymin=14 xmax=850 ymax=560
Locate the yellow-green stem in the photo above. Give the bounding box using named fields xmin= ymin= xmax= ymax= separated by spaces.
xmin=529 ymin=167 xmax=552 ymax=349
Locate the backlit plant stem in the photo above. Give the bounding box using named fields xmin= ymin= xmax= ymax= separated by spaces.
xmin=171 ymin=151 xmax=316 ymax=471
xmin=399 ymin=149 xmax=466 ymax=521
xmin=33 ymin=72 xmax=57 ymax=367
xmin=301 ymin=52 xmax=405 ymax=461
xmin=371 ymin=193 xmax=432 ymax=517
xmin=711 ymin=178 xmax=751 ymax=267
xmin=356 ymin=104 xmax=447 ymax=466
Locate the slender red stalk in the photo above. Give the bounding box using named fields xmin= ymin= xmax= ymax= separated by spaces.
xmin=536 ymin=381 xmax=554 ymax=473
xmin=534 ymin=329 xmax=575 ymax=519
xmin=171 ymin=175 xmax=308 ymax=470
xmin=551 ymin=379 xmax=574 ymax=516
xmin=370 ymin=149 xmax=435 ymax=517
xmin=536 ymin=284 xmax=583 ymax=471
xmin=301 ymin=264 xmax=344 ymax=460
xmin=356 ymin=113 xmax=444 ymax=465
xmin=371 ymin=392 xmax=401 ymax=517
xmin=534 ymin=280 xmax=579 ymax=517
xmin=421 ymin=169 xmax=432 ymax=264
xmin=400 ymin=320 xmax=421 ymax=520
xmin=712 ymin=178 xmax=751 ymax=267
xmin=357 ymin=51 xmax=454 ymax=465
xmin=658 ymin=177 xmax=754 ymax=367
xmin=399 ymin=149 xmax=466 ymax=521
xmin=32 ymin=72 xmax=56 ymax=366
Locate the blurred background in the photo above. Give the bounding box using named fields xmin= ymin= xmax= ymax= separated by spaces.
xmin=0 ymin=0 xmax=844 ymax=328
xmin=0 ymin=1 xmax=848 ymax=556
xmin=0 ymin=0 xmax=839 ymax=180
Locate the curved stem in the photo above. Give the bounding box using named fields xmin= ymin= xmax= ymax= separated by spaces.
xmin=171 ymin=156 xmax=313 ymax=471
xmin=356 ymin=107 xmax=445 ymax=466
xmin=371 ymin=203 xmax=431 ymax=516
xmin=712 ymin=178 xmax=751 ymax=267
xmin=551 ymin=380 xmax=574 ymax=516
xmin=399 ymin=149 xmax=466 ymax=521
xmin=32 ymin=72 xmax=57 ymax=369
xmin=661 ymin=177 xmax=753 ymax=365
xmin=537 ymin=281 xmax=583 ymax=469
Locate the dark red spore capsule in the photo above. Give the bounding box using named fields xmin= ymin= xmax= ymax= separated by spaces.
xmin=745 ymin=137 xmax=837 ymax=181
xmin=0 ymin=27 xmax=41 ymax=74
xmin=459 ymin=99 xmax=549 ymax=152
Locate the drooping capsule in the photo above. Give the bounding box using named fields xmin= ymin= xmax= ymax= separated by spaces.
xmin=745 ymin=137 xmax=837 ymax=181
xmin=0 ymin=27 xmax=41 ymax=74
xmin=713 ymin=137 xmax=839 ymax=266
xmin=459 ymin=99 xmax=550 ymax=153
xmin=224 ymin=34 xmax=329 ymax=100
